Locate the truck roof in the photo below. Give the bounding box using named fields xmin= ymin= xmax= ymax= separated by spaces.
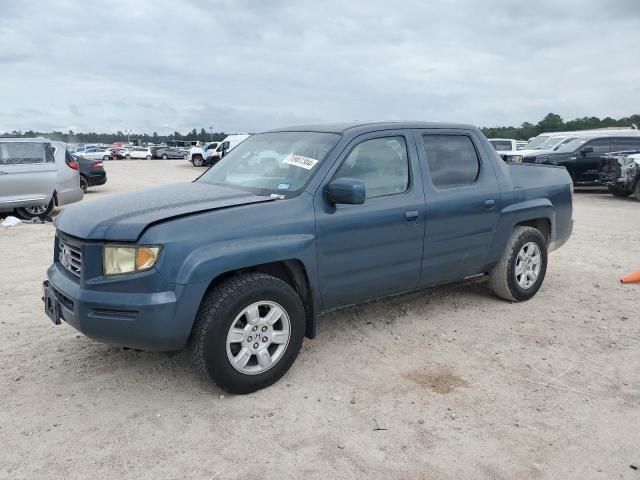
xmin=265 ymin=121 xmax=478 ymax=135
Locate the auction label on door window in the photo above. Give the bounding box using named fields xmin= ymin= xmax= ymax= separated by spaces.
xmin=283 ymin=154 xmax=318 ymax=170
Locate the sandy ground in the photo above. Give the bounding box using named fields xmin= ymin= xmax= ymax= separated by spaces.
xmin=1 ymin=160 xmax=639 ymax=480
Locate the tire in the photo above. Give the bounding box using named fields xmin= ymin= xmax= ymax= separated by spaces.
xmin=608 ymin=185 xmax=631 ymax=197
xmin=162 ymin=154 xmax=168 ymax=160
xmin=15 ymin=198 xmax=55 ymax=220
xmin=489 ymin=226 xmax=548 ymax=302
xmin=193 ymin=156 xmax=203 ymax=167
xmin=80 ymin=175 xmax=89 ymax=193
xmin=145 ymin=155 xmax=151 ymax=160
xmin=634 ymin=179 xmax=640 ymax=202
xmin=125 ymin=154 xmax=131 ymax=160
xmin=183 ymin=154 xmax=189 ymax=159
xmin=103 ymin=155 xmax=109 ymax=161
xmin=191 ymin=273 xmax=305 ymax=394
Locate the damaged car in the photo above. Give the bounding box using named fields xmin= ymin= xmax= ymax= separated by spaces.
xmin=600 ymin=150 xmax=640 ymax=200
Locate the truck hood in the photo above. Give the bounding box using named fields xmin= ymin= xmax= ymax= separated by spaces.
xmin=55 ymin=182 xmax=274 ymax=241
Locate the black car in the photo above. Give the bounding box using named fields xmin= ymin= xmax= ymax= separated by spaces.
xmin=154 ymin=147 xmax=189 ymax=160
xmin=522 ymin=135 xmax=640 ymax=185
xmin=74 ymin=154 xmax=107 ymax=192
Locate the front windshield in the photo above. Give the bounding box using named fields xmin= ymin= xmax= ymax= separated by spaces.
xmin=197 ymin=131 xmax=340 ymax=197
xmin=555 ymin=138 xmax=589 ymax=153
xmin=537 ymin=136 xmax=567 ymax=149
xmin=524 ymin=135 xmax=550 ymax=150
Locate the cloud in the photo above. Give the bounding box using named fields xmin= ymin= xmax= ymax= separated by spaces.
xmin=0 ymin=0 xmax=639 ymax=133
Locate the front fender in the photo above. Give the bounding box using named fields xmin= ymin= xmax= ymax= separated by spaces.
xmin=175 ymin=233 xmax=317 ymax=286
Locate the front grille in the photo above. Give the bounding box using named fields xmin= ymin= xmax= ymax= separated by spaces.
xmin=58 ymin=236 xmax=83 ymax=278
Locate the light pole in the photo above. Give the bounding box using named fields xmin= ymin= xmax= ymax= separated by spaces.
xmin=125 ymin=128 xmax=133 ymax=145
xmin=209 ymin=126 xmax=213 ymax=142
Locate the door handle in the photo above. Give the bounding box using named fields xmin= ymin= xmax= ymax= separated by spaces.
xmin=484 ymin=199 xmax=495 ymax=211
xmin=404 ymin=210 xmax=419 ymax=223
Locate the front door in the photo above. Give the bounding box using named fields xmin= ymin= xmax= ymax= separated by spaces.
xmin=575 ymin=138 xmax=610 ymax=183
xmin=314 ymin=131 xmax=426 ymax=309
xmin=414 ymin=130 xmax=501 ymax=286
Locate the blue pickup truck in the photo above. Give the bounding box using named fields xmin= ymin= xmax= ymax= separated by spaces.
xmin=44 ymin=122 xmax=573 ymax=393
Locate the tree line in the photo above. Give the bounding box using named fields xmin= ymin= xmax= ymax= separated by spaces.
xmin=481 ymin=112 xmax=640 ymax=140
xmin=0 ymin=128 xmax=229 ymax=144
xmin=3 ymin=113 xmax=640 ymax=143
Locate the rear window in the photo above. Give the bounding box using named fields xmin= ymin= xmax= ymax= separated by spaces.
xmin=489 ymin=140 xmax=512 ymax=151
xmin=422 ymin=135 xmax=481 ymax=188
xmin=0 ymin=142 xmax=52 ymax=165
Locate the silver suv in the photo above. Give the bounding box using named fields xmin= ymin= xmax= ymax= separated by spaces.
xmin=0 ymin=138 xmax=83 ymax=220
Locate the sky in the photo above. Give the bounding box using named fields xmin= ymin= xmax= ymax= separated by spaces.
xmin=1 ymin=0 xmax=640 ymax=134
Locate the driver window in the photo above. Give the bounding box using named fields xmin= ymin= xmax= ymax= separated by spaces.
xmin=334 ymin=136 xmax=409 ymax=198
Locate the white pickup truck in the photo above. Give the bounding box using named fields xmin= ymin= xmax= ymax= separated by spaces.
xmin=189 ymin=135 xmax=251 ymax=167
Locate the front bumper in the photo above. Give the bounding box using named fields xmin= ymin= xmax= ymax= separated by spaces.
xmin=45 ymin=262 xmax=198 ymax=351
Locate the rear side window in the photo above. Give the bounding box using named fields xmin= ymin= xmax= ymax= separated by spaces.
xmin=0 ymin=142 xmax=50 ymax=165
xmin=422 ymin=135 xmax=480 ymax=188
xmin=611 ymin=138 xmax=640 ymax=152
xmin=334 ymin=136 xmax=409 ymax=198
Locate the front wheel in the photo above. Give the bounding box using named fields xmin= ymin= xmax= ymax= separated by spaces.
xmin=15 ymin=199 xmax=55 ymax=220
xmin=183 ymin=154 xmax=189 ymax=159
xmin=489 ymin=226 xmax=548 ymax=302
xmin=145 ymin=155 xmax=151 ymax=160
xmin=125 ymin=154 xmax=131 ymax=159
xmin=162 ymin=154 xmax=168 ymax=160
xmin=191 ymin=273 xmax=305 ymax=394
xmin=192 ymin=156 xmax=203 ymax=167
xmin=103 ymin=155 xmax=109 ymax=161
xmin=608 ymin=185 xmax=631 ymax=197
xmin=634 ymin=180 xmax=640 ymax=202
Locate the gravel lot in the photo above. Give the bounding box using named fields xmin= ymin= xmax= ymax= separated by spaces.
xmin=1 ymin=160 xmax=639 ymax=480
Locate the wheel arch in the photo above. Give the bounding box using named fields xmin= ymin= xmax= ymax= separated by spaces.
xmin=199 ymin=259 xmax=317 ymax=339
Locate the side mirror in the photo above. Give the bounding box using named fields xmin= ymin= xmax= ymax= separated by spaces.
xmin=324 ymin=178 xmax=366 ymax=205
xmin=581 ymin=146 xmax=594 ymax=155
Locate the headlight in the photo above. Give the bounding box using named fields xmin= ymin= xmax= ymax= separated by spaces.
xmin=103 ymin=245 xmax=161 ymax=275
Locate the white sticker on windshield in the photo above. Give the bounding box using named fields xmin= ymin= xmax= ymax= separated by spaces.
xmin=283 ymin=154 xmax=318 ymax=170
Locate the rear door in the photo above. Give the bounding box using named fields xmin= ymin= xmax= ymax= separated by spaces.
xmin=0 ymin=142 xmax=56 ymax=209
xmin=414 ymin=129 xmax=501 ymax=286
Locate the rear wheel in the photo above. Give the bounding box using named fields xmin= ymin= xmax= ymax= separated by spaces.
xmin=103 ymin=155 xmax=109 ymax=161
xmin=162 ymin=154 xmax=168 ymax=160
xmin=633 ymin=179 xmax=640 ymax=202
xmin=145 ymin=155 xmax=151 ymax=160
xmin=191 ymin=273 xmax=305 ymax=394
xmin=125 ymin=154 xmax=131 ymax=159
xmin=608 ymin=185 xmax=631 ymax=197
xmin=80 ymin=175 xmax=89 ymax=193
xmin=15 ymin=199 xmax=55 ymax=220
xmin=183 ymin=154 xmax=189 ymax=159
xmin=489 ymin=226 xmax=548 ymax=302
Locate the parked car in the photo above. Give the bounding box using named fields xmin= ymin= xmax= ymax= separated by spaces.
xmin=189 ymin=142 xmax=220 ymax=166
xmin=516 ymin=141 xmax=528 ymax=150
xmin=155 ymin=147 xmax=189 ymax=160
xmin=488 ymin=138 xmax=518 ymax=152
xmin=80 ymin=147 xmax=112 ymax=161
xmin=522 ymin=135 xmax=640 ymax=184
xmin=191 ymin=135 xmax=252 ymax=167
xmin=44 ymin=122 xmax=573 ymax=393
xmin=75 ymin=155 xmax=107 ymax=193
xmin=0 ymin=139 xmax=83 ymax=219
xmin=503 ymin=129 xmax=640 ymax=164
xmin=110 ymin=147 xmax=130 ymax=160
xmin=72 ymin=145 xmax=98 ymax=155
xmin=599 ymin=150 xmax=640 ymax=200
xmin=129 ymin=147 xmax=153 ymax=160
